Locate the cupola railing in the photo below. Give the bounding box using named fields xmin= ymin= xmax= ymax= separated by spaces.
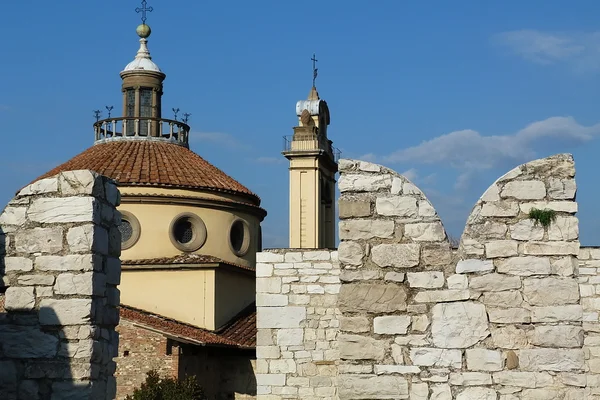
xmin=94 ymin=117 xmax=190 ymax=147
xmin=283 ymin=134 xmax=341 ymax=163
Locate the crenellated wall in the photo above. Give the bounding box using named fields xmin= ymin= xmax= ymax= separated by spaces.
xmin=0 ymin=170 xmax=121 ymax=400
xmin=256 ymin=154 xmax=600 ymax=399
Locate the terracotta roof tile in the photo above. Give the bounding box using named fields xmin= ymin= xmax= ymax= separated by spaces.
xmin=119 ymin=303 xmax=256 ymax=348
xmin=33 ymin=141 xmax=260 ymax=204
xmin=121 ymin=253 xmax=255 ymax=272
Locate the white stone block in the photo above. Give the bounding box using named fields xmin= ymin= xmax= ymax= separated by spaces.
xmin=496 ymin=256 xmax=551 ymax=276
xmin=410 ymin=348 xmax=462 ymax=368
xmin=373 ymin=316 xmax=411 ymax=334
xmin=28 ymin=197 xmax=98 ymax=223
xmin=4 ymin=287 xmax=35 ymax=310
xmin=0 ymin=207 xmax=27 ymax=225
xmin=529 ymin=325 xmax=583 ymax=348
xmin=456 ymin=259 xmax=493 ymax=274
xmin=4 ymin=257 xmax=33 ymax=272
xmin=338 ymin=173 xmax=392 ymax=192
xmin=39 ymin=299 xmax=92 ymax=325
xmin=491 ymin=326 xmax=527 ymax=349
xmin=481 ymin=202 xmax=519 ymax=217
xmin=256 ymin=263 xmax=273 ymax=277
xmin=339 ymin=219 xmax=395 ymax=240
xmin=466 ymin=348 xmax=503 ymax=371
xmin=469 ymin=273 xmax=521 ymax=292
xmin=487 ymin=308 xmax=531 ymax=323
xmin=523 ymin=241 xmax=579 ymax=256
xmin=447 ymin=274 xmax=468 ymax=289
xmin=530 ymin=305 xmax=583 ymax=322
xmin=67 ymin=224 xmax=108 ymax=255
xmin=375 ymin=196 xmax=418 ymax=217
xmin=411 ymin=315 xmax=430 ymax=332
xmin=257 ymin=307 xmax=306 ymax=329
xmin=372 ymin=244 xmax=420 ymax=268
xmin=407 ymin=271 xmax=444 ymax=288
xmin=548 ymin=178 xmax=576 ymax=200
xmin=519 ymin=349 xmax=584 ymax=372
xmin=36 ymin=255 xmax=94 ymax=272
xmin=18 ymin=177 xmax=59 ymax=196
xmin=256 ymin=252 xmax=285 ymax=263
xmin=431 ymin=302 xmax=489 ymax=348
xmin=404 ymin=222 xmax=446 ymax=242
xmin=15 ymin=227 xmax=63 ymax=254
xmin=510 ymin=219 xmax=544 ymax=241
xmin=520 ymin=201 xmax=577 ymax=214
xmin=548 ymin=216 xmax=579 ymax=241
xmin=456 ymin=388 xmax=497 ymax=400
xmin=384 ymin=272 xmax=405 ymax=282
xmin=448 ymin=372 xmax=492 ymax=386
xmin=374 ymin=365 xmax=420 ymax=374
xmin=414 ymin=290 xmax=470 ymax=303
xmin=276 ymin=329 xmax=303 ymax=345
xmin=485 ymin=240 xmax=518 ymax=258
xmin=338 ymin=241 xmax=364 ymax=266
xmin=17 ymin=275 xmax=55 ymax=286
xmin=492 ymin=371 xmax=553 ymax=388
xmin=501 ymin=180 xmax=546 ymax=200
xmin=256 ymin=293 xmax=288 ymax=306
xmin=523 ymin=277 xmax=579 ymax=306
xmin=303 ymin=250 xmax=331 ymax=261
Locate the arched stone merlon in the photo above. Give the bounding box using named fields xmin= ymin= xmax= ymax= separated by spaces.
xmin=458 ymin=153 xmax=579 ymax=275
xmin=337 ymin=159 xmax=451 ymax=274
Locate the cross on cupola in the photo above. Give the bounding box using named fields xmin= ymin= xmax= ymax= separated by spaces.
xmin=311 ymin=53 xmax=318 ymax=88
xmin=136 ymin=0 xmax=153 ymax=24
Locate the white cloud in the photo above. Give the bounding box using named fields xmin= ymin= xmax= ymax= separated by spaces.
xmin=492 ymin=29 xmax=600 ymax=72
xmin=377 ymin=116 xmax=600 ymax=189
xmin=189 ymin=131 xmax=250 ymax=150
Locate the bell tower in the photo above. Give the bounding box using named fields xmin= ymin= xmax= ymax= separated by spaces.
xmin=283 ymin=55 xmax=338 ymax=249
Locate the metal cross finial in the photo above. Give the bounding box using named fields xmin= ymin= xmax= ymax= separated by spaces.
xmin=172 ymin=108 xmax=180 ymax=121
xmin=105 ymin=106 xmax=114 ymax=118
xmin=311 ymin=53 xmax=318 ymax=87
xmin=136 ymin=0 xmax=153 ymax=24
xmin=94 ymin=110 xmax=102 ymax=122
xmin=182 ymin=113 xmax=192 ymax=124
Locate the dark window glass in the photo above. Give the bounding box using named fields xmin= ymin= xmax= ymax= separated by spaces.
xmin=230 ymin=221 xmax=245 ymax=252
xmin=174 ymin=219 xmax=194 ymax=244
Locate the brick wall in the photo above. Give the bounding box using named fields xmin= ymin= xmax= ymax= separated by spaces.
xmin=0 ymin=170 xmax=121 ymax=399
xmin=255 ymin=249 xmax=340 ymax=399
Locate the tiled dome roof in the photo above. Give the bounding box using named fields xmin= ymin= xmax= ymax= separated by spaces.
xmin=34 ymin=141 xmax=260 ymax=205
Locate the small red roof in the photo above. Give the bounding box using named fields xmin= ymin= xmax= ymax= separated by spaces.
xmin=120 ymin=302 xmax=256 ymax=348
xmin=122 ymin=253 xmax=255 ymax=272
xmin=34 ymin=141 xmax=260 ymax=204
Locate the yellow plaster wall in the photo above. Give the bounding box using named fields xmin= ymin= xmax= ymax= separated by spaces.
xmin=120 ymin=269 xmax=216 ymax=330
xmin=214 ymin=269 xmax=256 ymax=329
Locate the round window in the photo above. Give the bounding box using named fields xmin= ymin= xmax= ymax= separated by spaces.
xmin=169 ymin=213 xmax=207 ymax=252
xmin=229 ymin=219 xmax=250 ymax=257
xmin=119 ymin=211 xmax=141 ymax=250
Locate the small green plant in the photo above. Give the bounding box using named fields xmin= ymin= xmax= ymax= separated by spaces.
xmin=125 ymin=370 xmax=207 ymax=400
xmin=528 ymin=208 xmax=556 ymax=227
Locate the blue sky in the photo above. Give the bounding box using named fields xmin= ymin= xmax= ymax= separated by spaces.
xmin=1 ymin=1 xmax=600 ymax=247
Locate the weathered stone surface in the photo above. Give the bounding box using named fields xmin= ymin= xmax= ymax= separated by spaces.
xmin=340 ymin=317 xmax=370 ymax=333
xmin=530 ymin=305 xmax=582 ymax=322
xmin=496 ymin=256 xmax=551 ymax=276
xmin=17 ymin=274 xmax=55 ymax=286
xmin=501 ymin=180 xmax=546 ymax=200
xmin=339 ymin=173 xmax=392 ymax=192
xmin=487 ymin=308 xmax=531 ymax=323
xmin=481 ymin=291 xmax=523 ymax=308
xmin=339 ymin=219 xmax=395 ymax=240
xmin=54 ymin=272 xmax=105 ymax=296
xmin=419 ymin=201 xmax=436 ymax=217
xmin=447 ymin=274 xmax=468 ymax=289
xmin=339 ymin=199 xmax=371 ymax=219
xmin=548 ymin=178 xmax=576 ymax=200
xmin=430 ymin=384 xmax=452 ymax=399
xmin=492 ymin=371 xmax=553 ymax=388
xmin=410 ymin=348 xmax=462 ymax=368
xmin=337 ymin=375 xmax=408 ymax=399
xmin=466 ymin=349 xmax=503 ymax=371
xmin=339 ymin=335 xmax=385 ymax=360
xmin=547 ymin=216 xmax=578 ymax=241
xmin=0 ymin=326 xmax=58 ymax=358
xmin=4 ymin=287 xmax=35 ymax=311
xmin=39 ymin=299 xmax=93 ymax=325
xmin=404 ymin=222 xmax=446 ymax=242
xmin=67 ymin=224 xmax=109 ymax=255
xmin=465 ymin=221 xmax=507 ymax=239
xmin=519 ymin=349 xmax=584 ymax=372
xmin=375 ymin=196 xmax=417 ymax=217
xmin=0 ymin=206 xmax=27 ymax=225
xmin=257 ymin=307 xmax=306 ymax=329
xmin=373 ymin=316 xmax=411 ymax=334
xmin=18 ymin=177 xmax=59 ymax=196
xmin=528 ymin=325 xmax=584 ymax=348
xmin=481 ymin=202 xmax=519 ymax=217
xmin=338 ymin=241 xmax=365 ymax=266
xmin=27 ymin=197 xmax=97 ymax=223
xmin=456 ymin=259 xmax=493 ymax=274
xmin=35 ymin=255 xmax=94 ymax=272
xmin=491 ymin=326 xmax=528 ymax=349
xmin=15 ymin=227 xmax=63 ymax=254
xmin=371 ymin=244 xmax=420 ymax=268
xmin=58 ymin=170 xmax=103 ymax=196
xmin=523 ymin=241 xmax=579 ymax=256
xmin=456 ymin=387 xmax=497 ymax=400
xmin=522 ymin=277 xmax=579 ymax=305
xmin=4 ymin=257 xmax=33 ymax=272
xmin=384 ymin=272 xmax=405 ymax=282
xmin=339 ymin=283 xmax=407 ymax=313
xmin=340 ymin=270 xmax=382 ymax=282
xmin=520 ymin=201 xmax=577 ymax=214
xmin=470 ymin=273 xmax=521 ymax=292
xmin=407 ymin=271 xmax=444 ymax=288
xmin=449 ymin=372 xmax=492 ymax=386
xmin=485 ymin=240 xmax=518 ymax=258
xmin=414 ymin=290 xmax=470 ymax=303
xmin=431 ymin=302 xmax=489 ymax=348
xmin=510 ymin=219 xmax=544 ymax=241
xmin=421 ymin=244 xmax=452 ymax=266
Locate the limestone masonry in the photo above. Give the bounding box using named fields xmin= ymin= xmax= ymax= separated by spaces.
xmin=0 ymin=170 xmax=121 ymax=400
xmin=257 ymin=154 xmax=600 ymax=399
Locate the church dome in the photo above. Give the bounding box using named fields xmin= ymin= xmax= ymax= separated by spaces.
xmin=33 ymin=141 xmax=261 ymax=205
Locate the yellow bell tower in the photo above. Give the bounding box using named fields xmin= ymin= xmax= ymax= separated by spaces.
xmin=283 ymin=55 xmax=338 ymax=249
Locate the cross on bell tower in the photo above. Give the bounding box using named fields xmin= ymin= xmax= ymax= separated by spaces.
xmin=136 ymin=0 xmax=153 ymax=24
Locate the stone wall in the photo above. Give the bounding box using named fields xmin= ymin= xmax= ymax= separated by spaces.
xmin=579 ymin=246 xmax=600 ymax=396
xmin=0 ymin=170 xmax=121 ymax=400
xmin=255 ymin=249 xmax=340 ymax=399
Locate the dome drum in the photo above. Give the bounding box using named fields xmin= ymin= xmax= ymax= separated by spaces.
xmin=94 ymin=117 xmax=190 ymax=147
